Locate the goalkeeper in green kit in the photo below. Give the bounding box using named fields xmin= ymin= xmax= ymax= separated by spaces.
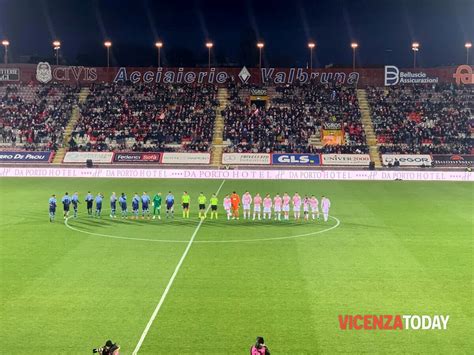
xmin=152 ymin=192 xmax=162 ymax=220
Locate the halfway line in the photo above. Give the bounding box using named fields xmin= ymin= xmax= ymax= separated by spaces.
xmin=131 ymin=179 xmax=226 ymax=355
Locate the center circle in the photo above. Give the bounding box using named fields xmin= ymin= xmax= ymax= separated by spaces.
xmin=64 ymin=216 xmax=340 ymax=243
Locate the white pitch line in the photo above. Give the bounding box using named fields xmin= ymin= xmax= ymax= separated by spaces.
xmin=65 ymin=215 xmax=340 ymax=243
xmin=131 ymin=179 xmax=226 ymax=355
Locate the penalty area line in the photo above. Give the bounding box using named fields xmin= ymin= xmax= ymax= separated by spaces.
xmin=131 ymin=179 xmax=226 ymax=355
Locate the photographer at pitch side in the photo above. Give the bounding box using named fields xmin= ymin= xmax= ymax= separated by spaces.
xmin=93 ymin=339 xmax=120 ymax=355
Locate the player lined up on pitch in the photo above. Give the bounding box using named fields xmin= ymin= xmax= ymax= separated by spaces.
xmin=49 ymin=191 xmax=331 ymax=222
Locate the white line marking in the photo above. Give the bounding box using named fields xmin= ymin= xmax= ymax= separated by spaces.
xmin=65 ymin=216 xmax=340 ymax=243
xmin=131 ymin=179 xmax=226 ymax=355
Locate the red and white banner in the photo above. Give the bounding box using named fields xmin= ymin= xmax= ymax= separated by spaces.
xmin=63 ymin=152 xmax=114 ymax=163
xmin=382 ymin=154 xmax=432 ymax=167
xmin=0 ymin=168 xmax=472 ymax=182
xmin=322 ymin=154 xmax=371 ymax=166
xmin=222 ymin=153 xmax=271 ymax=165
xmin=160 ymin=152 xmax=210 ymax=165
xmin=113 ymin=152 xmax=161 ymax=163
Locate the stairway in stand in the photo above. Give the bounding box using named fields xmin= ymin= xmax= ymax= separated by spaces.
xmin=210 ymin=87 xmax=228 ymax=167
xmin=356 ymin=88 xmax=381 ymax=168
xmin=52 ymin=87 xmax=90 ymax=164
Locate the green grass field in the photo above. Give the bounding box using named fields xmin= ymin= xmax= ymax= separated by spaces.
xmin=0 ymin=177 xmax=472 ymax=354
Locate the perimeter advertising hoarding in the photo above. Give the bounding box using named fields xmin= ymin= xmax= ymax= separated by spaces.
xmin=322 ymin=154 xmax=371 ymax=166
xmin=432 ymin=154 xmax=474 ymax=167
xmin=222 ymin=153 xmax=271 ymax=165
xmin=382 ymin=154 xmax=432 ymax=167
xmin=63 ymin=152 xmax=114 ymax=163
xmin=2 ymin=63 xmax=471 ymax=87
xmin=1 ymin=168 xmax=472 ymax=182
xmin=113 ymin=152 xmax=161 ymax=163
xmin=0 ymin=151 xmax=52 ymax=163
xmin=160 ymin=152 xmax=210 ymax=165
xmin=271 ymin=154 xmax=321 ymax=166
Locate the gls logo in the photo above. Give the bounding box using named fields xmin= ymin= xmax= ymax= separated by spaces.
xmin=278 ymin=155 xmax=311 ymax=164
xmin=384 ymin=65 xmax=399 ymax=86
xmin=275 ymin=155 xmax=319 ymax=164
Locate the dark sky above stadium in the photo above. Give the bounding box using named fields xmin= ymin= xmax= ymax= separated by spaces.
xmin=0 ymin=0 xmax=472 ymax=68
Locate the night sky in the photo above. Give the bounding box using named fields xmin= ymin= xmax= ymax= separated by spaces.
xmin=0 ymin=0 xmax=472 ymax=68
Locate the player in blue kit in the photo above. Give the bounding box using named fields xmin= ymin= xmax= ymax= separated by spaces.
xmin=119 ymin=193 xmax=128 ymax=219
xmin=85 ymin=191 xmax=94 ymax=217
xmin=110 ymin=192 xmax=117 ymax=218
xmin=71 ymin=192 xmax=79 ymax=218
xmin=165 ymin=191 xmax=175 ymax=219
xmin=132 ymin=193 xmax=140 ymax=219
xmin=61 ymin=192 xmax=72 ymax=219
xmin=95 ymin=193 xmax=104 ymax=218
xmin=141 ymin=192 xmax=151 ymax=220
xmin=49 ymin=194 xmax=57 ymax=222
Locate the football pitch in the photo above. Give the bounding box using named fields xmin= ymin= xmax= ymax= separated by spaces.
xmin=0 ymin=177 xmax=472 ymax=354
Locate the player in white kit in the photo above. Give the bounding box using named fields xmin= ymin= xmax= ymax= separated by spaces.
xmin=321 ymin=195 xmax=331 ymax=222
xmin=273 ymin=194 xmax=283 ymax=221
xmin=292 ymin=192 xmax=301 ymax=220
xmin=303 ymin=195 xmax=310 ymax=221
xmin=310 ymin=195 xmax=319 ymax=220
xmin=253 ymin=193 xmax=262 ymax=220
xmin=242 ymin=191 xmax=252 ymax=219
xmin=223 ymin=195 xmax=232 ymax=220
xmin=263 ymin=194 xmax=272 ymax=220
xmin=282 ymin=192 xmax=291 ymax=220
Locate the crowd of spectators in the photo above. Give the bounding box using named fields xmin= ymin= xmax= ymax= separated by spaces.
xmin=367 ymin=84 xmax=473 ymax=154
xmin=0 ymin=83 xmax=79 ymax=151
xmin=70 ymin=82 xmax=217 ymax=152
xmin=222 ymin=81 xmax=368 ymax=153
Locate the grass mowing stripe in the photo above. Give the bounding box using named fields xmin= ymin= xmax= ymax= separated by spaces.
xmin=131 ymin=179 xmax=226 ymax=355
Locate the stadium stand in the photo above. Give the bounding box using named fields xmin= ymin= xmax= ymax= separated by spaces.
xmin=0 ymin=83 xmax=79 ymax=151
xmin=70 ymin=83 xmax=218 ymax=152
xmin=367 ymin=84 xmax=474 ymax=154
xmin=222 ymin=81 xmax=368 ymax=153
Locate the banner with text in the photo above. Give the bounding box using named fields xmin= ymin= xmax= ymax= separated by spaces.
xmin=63 ymin=152 xmax=114 ymax=163
xmin=113 ymin=152 xmax=161 ymax=163
xmin=222 ymin=153 xmax=271 ymax=165
xmin=0 ymin=63 xmax=471 ymax=87
xmin=0 ymin=68 xmax=20 ymax=81
xmin=160 ymin=152 xmax=210 ymax=165
xmin=322 ymin=154 xmax=371 ymax=166
xmin=0 ymin=151 xmax=52 ymax=163
xmin=432 ymin=154 xmax=474 ymax=167
xmin=1 ymin=167 xmax=472 ymax=182
xmin=382 ymin=154 xmax=432 ymax=167
xmin=271 ymin=153 xmax=321 ymax=166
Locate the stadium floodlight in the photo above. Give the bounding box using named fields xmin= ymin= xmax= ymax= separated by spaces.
xmin=52 ymin=41 xmax=61 ymax=65
xmin=308 ymin=42 xmax=316 ymax=72
xmin=257 ymin=42 xmax=264 ymax=69
xmin=104 ymin=41 xmax=112 ymax=68
xmin=155 ymin=41 xmax=163 ymax=67
xmin=412 ymin=42 xmax=420 ymax=69
xmin=465 ymin=42 xmax=472 ymax=65
xmin=351 ymin=42 xmax=358 ymax=70
xmin=206 ymin=42 xmax=213 ymax=69
xmin=2 ymin=40 xmax=9 ymax=64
